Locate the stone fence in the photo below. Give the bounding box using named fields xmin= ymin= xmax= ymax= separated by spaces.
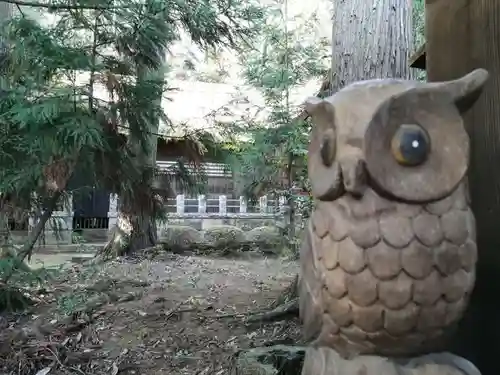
xmin=18 ymin=194 xmax=288 ymax=246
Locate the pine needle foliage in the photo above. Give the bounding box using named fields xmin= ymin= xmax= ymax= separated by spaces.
xmin=226 ymin=3 xmax=329 ymax=200
xmin=218 ymin=1 xmax=329 ymax=253
xmin=0 ymin=0 xmax=264 ymax=196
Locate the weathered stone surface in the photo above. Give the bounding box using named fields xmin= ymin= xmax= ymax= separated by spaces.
xmin=160 ymin=225 xmax=203 ymax=247
xmin=327 ymin=204 xmax=349 ymax=241
xmin=323 ymin=268 xmax=346 ymax=299
xmin=378 ymin=273 xmax=413 ymax=310
xmin=300 ymin=70 xmax=486 ymax=359
xmin=203 ymin=225 xmax=245 ymax=247
xmin=321 ymin=236 xmax=339 ymax=270
xmin=301 ymin=347 xmax=481 ymax=375
xmin=401 ymin=242 xmax=434 ymax=279
xmin=412 ymin=213 xmax=444 ymax=247
xmin=441 ymin=210 xmax=470 ymax=245
xmin=300 ymin=229 xmax=324 ymax=341
xmin=379 ymin=214 xmax=414 ymax=248
xmin=424 ymin=195 xmax=454 ymax=215
xmin=366 ymin=241 xmax=401 ymax=280
xmin=245 ymin=226 xmax=283 ymax=249
xmin=160 ymin=224 xmax=287 ymax=255
xmin=348 ymin=217 xmax=380 ymax=248
xmin=458 ymin=240 xmax=477 ymax=271
xmin=345 ymin=268 xmax=378 ymax=307
xmin=337 ymin=237 xmax=365 ymax=273
xmin=300 ymin=186 xmax=476 ymax=357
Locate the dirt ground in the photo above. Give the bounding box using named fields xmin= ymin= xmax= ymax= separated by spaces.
xmin=0 ymin=252 xmax=300 ymax=375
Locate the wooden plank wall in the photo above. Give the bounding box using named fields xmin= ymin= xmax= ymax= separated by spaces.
xmin=425 ymin=1 xmax=500 ymax=373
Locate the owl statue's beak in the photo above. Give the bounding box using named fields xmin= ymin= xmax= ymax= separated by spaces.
xmin=338 ymin=147 xmax=367 ymax=199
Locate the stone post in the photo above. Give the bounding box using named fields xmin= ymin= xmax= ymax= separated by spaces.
xmin=239 ymin=196 xmax=247 ymax=213
xmin=259 ymin=196 xmax=268 ymax=214
xmin=176 ymin=194 xmax=185 ymax=215
xmin=219 ymin=195 xmax=227 ymax=215
xmin=108 ymin=193 xmax=118 ymax=238
xmin=48 ymin=193 xmax=73 ymax=245
xmin=198 ymin=194 xmax=206 ymax=214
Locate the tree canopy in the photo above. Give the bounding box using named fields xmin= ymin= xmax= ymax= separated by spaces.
xmin=0 ymin=0 xmax=266 ymax=286
xmin=224 ymin=1 xmax=329 ymax=200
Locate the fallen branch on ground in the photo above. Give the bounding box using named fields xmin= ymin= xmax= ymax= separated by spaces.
xmin=245 ymin=299 xmax=299 ymax=323
xmin=211 ymin=298 xmax=299 ymax=323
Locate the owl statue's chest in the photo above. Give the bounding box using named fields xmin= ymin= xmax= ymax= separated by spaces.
xmin=304 ymin=184 xmax=477 ymax=357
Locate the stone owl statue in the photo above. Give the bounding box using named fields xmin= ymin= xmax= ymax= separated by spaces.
xmin=299 ymin=69 xmax=489 ymax=361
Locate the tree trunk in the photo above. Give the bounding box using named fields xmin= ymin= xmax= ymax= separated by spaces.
xmin=425 ymin=1 xmax=500 ymax=373
xmin=330 ymin=0 xmax=414 ymax=90
xmin=99 ymin=143 xmax=159 ymax=258
xmin=99 ymin=66 xmax=164 ymax=258
xmin=100 ymin=205 xmax=157 ymax=258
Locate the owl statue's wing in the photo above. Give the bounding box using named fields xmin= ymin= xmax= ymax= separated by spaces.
xmin=299 ymin=221 xmax=324 ymax=342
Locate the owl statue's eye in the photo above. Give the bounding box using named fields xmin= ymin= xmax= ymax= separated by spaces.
xmin=390 ymin=124 xmax=431 ymax=167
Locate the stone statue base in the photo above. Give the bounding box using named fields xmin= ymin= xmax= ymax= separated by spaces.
xmin=302 ymin=347 xmax=481 ymax=375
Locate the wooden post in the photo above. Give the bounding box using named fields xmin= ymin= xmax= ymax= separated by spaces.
xmin=239 ymin=196 xmax=247 ymax=213
xmin=198 ymin=195 xmax=206 ymax=214
xmin=425 ymin=1 xmax=500 ymax=371
xmin=219 ymin=195 xmax=227 ymax=215
xmin=176 ymin=194 xmax=185 ymax=215
xmin=426 ymin=1 xmax=500 ymax=260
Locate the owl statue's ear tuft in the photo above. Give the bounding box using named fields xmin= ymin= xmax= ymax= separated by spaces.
xmin=305 ymin=96 xmax=342 ymax=201
xmin=426 ymin=68 xmax=489 ymax=114
xmin=304 ymin=96 xmax=323 ymax=114
xmin=304 ymin=97 xmax=335 ymax=122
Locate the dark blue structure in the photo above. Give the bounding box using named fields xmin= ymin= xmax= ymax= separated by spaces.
xmin=72 ymin=188 xmax=110 ymax=230
xmin=67 ymin=170 xmax=111 ymax=231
